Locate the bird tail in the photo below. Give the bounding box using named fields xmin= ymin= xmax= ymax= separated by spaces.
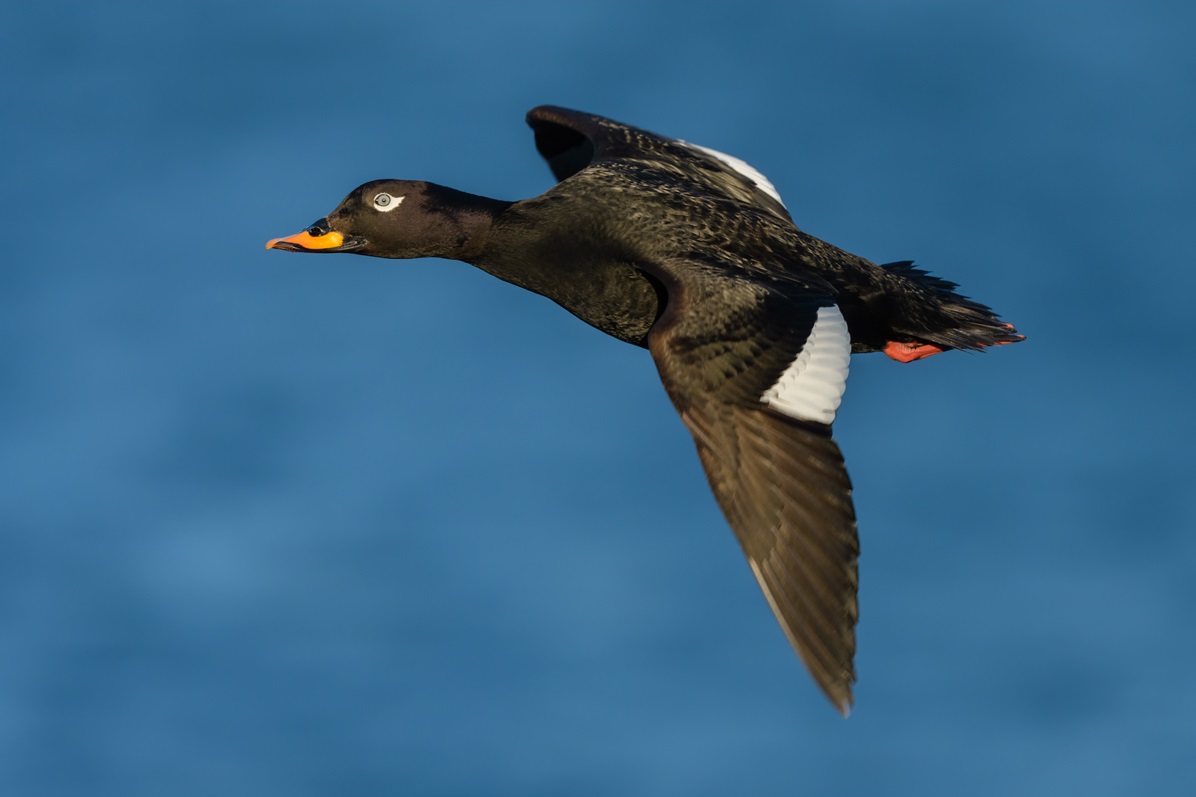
xmin=877 ymin=260 xmax=1024 ymax=358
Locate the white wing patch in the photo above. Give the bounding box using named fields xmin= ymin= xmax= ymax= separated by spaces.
xmin=683 ymin=142 xmax=786 ymax=208
xmin=760 ymin=305 xmax=851 ymax=425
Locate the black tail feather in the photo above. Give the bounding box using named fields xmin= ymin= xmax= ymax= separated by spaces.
xmin=878 ymin=260 xmax=1024 ymax=351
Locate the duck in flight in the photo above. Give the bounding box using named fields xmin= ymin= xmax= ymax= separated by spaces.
xmin=267 ymin=106 xmax=1022 ymax=714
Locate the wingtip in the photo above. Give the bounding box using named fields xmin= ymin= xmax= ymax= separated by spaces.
xmin=824 ymin=680 xmax=855 ymax=717
xmin=525 ymin=104 xmax=575 ymax=127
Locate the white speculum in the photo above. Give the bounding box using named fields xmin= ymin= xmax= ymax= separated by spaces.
xmin=683 ymin=142 xmax=786 ymax=208
xmin=760 ymin=305 xmax=851 ymax=425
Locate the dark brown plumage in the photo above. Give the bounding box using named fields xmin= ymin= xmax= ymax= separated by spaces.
xmin=267 ymin=106 xmax=1022 ymax=714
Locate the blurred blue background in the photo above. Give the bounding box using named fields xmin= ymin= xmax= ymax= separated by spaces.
xmin=2 ymin=1 xmax=1193 ymax=795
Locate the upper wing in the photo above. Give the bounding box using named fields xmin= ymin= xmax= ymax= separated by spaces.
xmin=526 ymin=105 xmax=793 ymax=223
xmin=646 ymin=263 xmax=860 ymax=714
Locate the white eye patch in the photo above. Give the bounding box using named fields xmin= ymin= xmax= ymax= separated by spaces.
xmin=373 ymin=193 xmax=405 ymax=212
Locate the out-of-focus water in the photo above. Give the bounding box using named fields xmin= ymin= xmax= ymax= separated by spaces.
xmin=2 ymin=3 xmax=1193 ymax=795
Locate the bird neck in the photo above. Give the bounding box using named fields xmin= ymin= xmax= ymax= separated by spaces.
xmin=422 ymin=185 xmax=514 ymax=263
xmin=457 ymin=195 xmax=564 ymax=296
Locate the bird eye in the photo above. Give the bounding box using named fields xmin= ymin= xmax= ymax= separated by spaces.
xmin=373 ymin=192 xmax=403 ymax=212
